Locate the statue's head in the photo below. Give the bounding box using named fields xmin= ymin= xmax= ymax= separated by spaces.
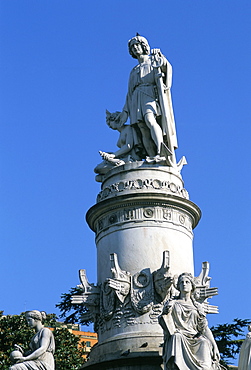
xmin=106 ymin=110 xmax=123 ymax=130
xmin=128 ymin=35 xmax=150 ymax=59
xmin=25 ymin=310 xmax=46 ymax=322
xmin=176 ymin=272 xmax=196 ymax=293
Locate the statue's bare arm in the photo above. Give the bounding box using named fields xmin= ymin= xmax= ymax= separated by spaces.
xmin=17 ymin=329 xmax=51 ymax=363
xmin=203 ymin=326 xmax=220 ymax=361
xmin=113 ymin=126 xmax=134 ymax=158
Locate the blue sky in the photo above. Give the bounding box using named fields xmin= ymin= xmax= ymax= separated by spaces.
xmin=1 ymin=0 xmax=251 ymax=347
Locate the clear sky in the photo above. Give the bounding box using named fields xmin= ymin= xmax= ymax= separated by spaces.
xmin=1 ymin=0 xmax=251 ymax=346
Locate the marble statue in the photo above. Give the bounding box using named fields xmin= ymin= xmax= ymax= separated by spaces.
xmin=94 ymin=110 xmax=141 ymax=180
xmin=9 ymin=311 xmax=55 ymax=370
xmin=115 ymin=34 xmax=177 ymax=164
xmin=238 ymin=325 xmax=251 ymax=370
xmin=94 ymin=36 xmax=187 ymax=179
xmin=159 ymin=273 xmax=221 ymax=370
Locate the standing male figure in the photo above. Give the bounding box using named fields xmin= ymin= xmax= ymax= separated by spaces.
xmin=117 ymin=35 xmax=177 ymax=162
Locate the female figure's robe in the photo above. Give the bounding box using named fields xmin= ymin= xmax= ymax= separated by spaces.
xmin=162 ymin=301 xmax=216 ymax=370
xmin=238 ymin=332 xmax=251 ymax=370
xmin=10 ymin=328 xmax=55 ymax=370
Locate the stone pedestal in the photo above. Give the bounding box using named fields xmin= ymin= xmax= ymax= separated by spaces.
xmin=88 ymin=162 xmax=201 ymax=286
xmin=82 ymin=162 xmax=201 ymax=369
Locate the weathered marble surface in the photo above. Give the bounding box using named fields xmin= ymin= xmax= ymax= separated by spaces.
xmin=95 ymin=35 xmax=186 ymax=182
xmin=238 ymin=325 xmax=251 ymax=370
xmin=9 ymin=311 xmax=55 ymax=370
xmin=94 ymin=111 xmax=142 ymax=181
xmin=73 ymin=36 xmax=220 ymax=370
xmin=87 ymin=164 xmax=200 ymax=287
xmin=72 ymin=257 xmax=218 ymax=370
xmin=159 ymin=273 xmax=220 ymax=370
xmin=118 ymin=35 xmax=177 ymax=162
xmin=74 ymin=161 xmax=207 ymax=369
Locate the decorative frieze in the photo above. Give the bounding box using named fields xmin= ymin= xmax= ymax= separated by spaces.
xmin=131 ymin=269 xmax=154 ymax=315
xmin=95 ymin=205 xmax=193 ymax=236
xmin=97 ymin=178 xmax=189 ymax=202
xmin=72 ymin=253 xmax=218 ymax=336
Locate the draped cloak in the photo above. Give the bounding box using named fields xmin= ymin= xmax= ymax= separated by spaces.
xmin=10 ymin=328 xmax=55 ymax=370
xmin=162 ymin=301 xmax=216 ymax=370
xmin=123 ymin=55 xmax=178 ymax=154
xmin=238 ymin=333 xmax=251 ymax=370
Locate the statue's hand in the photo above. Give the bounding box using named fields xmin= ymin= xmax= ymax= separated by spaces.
xmin=14 ymin=344 xmax=23 ymax=354
xmin=151 ymin=49 xmax=166 ymax=69
xmin=212 ymin=345 xmax=220 ymax=361
xmin=162 ymin=301 xmax=172 ymax=314
xmin=16 ymin=357 xmax=26 ymax=363
xmin=151 ymin=48 xmax=162 ymax=57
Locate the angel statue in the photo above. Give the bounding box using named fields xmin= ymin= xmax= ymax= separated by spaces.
xmin=159 ymin=273 xmax=221 ymax=370
xmin=114 ymin=34 xmax=178 ymax=165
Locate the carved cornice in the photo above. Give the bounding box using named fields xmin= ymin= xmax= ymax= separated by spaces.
xmin=86 ymin=193 xmax=201 ymax=232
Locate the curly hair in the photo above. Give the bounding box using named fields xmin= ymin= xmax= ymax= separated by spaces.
xmin=176 ymin=272 xmax=196 ymax=292
xmin=25 ymin=310 xmax=46 ymax=322
xmin=106 ymin=111 xmax=123 ymax=129
xmin=128 ymin=35 xmax=150 ymax=59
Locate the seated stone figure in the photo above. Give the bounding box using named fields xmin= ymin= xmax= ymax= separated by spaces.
xmin=9 ymin=310 xmax=55 ymax=370
xmin=94 ymin=110 xmax=142 ymax=181
xmin=159 ymin=273 xmax=220 ymax=370
xmin=238 ymin=324 xmax=251 ymax=370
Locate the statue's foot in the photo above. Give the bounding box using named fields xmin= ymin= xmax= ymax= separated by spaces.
xmin=145 ymin=155 xmax=166 ymax=163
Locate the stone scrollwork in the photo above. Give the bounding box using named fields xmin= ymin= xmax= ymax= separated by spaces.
xmin=71 ymin=269 xmax=100 ymax=323
xmin=153 ymin=251 xmax=175 ymax=304
xmin=107 ymin=253 xmax=131 ymax=303
xmin=72 ymin=253 xmax=218 ymax=337
xmin=100 ymin=281 xmax=116 ymax=321
xmin=133 ymin=271 xmax=151 ymax=288
xmin=194 ymin=261 xmax=219 ymax=314
xmin=101 ymin=253 xmax=131 ymax=320
xmin=131 ymin=268 xmax=154 ymax=314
